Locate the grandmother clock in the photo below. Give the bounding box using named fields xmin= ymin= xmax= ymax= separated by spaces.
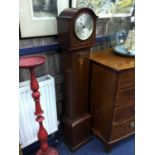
xmin=57 ymin=8 xmax=97 ymax=150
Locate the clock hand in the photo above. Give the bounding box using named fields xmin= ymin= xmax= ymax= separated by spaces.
xmin=80 ymin=22 xmax=85 ymax=29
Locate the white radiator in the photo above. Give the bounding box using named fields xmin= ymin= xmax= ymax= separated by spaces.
xmin=19 ymin=75 xmax=58 ymax=148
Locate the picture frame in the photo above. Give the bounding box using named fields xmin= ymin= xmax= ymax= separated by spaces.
xmin=19 ymin=0 xmax=69 ymax=38
xmin=70 ymin=0 xmax=135 ymax=18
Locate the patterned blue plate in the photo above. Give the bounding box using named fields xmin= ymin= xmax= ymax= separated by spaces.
xmin=113 ymin=45 xmax=135 ymax=57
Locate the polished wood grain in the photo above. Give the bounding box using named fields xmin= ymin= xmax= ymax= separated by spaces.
xmin=90 ymin=62 xmax=117 ymax=141
xmin=57 ymin=8 xmax=97 ymax=151
xmin=63 ymin=114 xmax=92 ymax=150
xmin=57 ymin=8 xmax=97 ymax=51
xmin=115 ymin=87 xmax=135 ymax=106
xmin=90 ymin=48 xmax=135 ymax=71
xmin=117 ymin=70 xmax=135 ymax=89
xmin=111 ymin=118 xmax=135 ymax=140
xmin=90 ymin=49 xmax=135 ymax=152
xmin=62 ymin=49 xmax=92 ymax=150
xmin=63 ymin=50 xmax=90 ymax=120
xmin=113 ymin=104 xmax=135 ymax=122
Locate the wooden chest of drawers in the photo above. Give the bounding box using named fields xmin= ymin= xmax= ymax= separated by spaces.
xmin=89 ymin=49 xmax=135 ymax=152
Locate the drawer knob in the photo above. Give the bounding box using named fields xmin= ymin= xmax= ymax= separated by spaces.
xmin=129 ymin=121 xmax=135 ymax=128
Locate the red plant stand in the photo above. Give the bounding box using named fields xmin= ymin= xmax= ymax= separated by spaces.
xmin=19 ymin=56 xmax=59 ymax=155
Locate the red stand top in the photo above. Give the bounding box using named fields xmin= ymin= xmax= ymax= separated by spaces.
xmin=19 ymin=56 xmax=45 ymax=68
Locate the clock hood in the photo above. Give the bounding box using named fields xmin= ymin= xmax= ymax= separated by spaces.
xmin=57 ymin=7 xmax=98 ymax=51
xmin=58 ymin=8 xmax=98 ymax=20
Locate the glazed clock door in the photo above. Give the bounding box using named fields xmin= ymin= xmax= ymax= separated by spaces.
xmin=74 ymin=12 xmax=94 ymax=40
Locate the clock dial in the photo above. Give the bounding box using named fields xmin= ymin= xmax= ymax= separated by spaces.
xmin=75 ymin=13 xmax=94 ymax=40
xmin=57 ymin=8 xmax=97 ymax=50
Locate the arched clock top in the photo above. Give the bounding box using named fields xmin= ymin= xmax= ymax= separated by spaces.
xmin=57 ymin=8 xmax=98 ymax=51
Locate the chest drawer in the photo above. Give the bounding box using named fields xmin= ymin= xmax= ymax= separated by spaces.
xmin=113 ymin=104 xmax=135 ymax=122
xmin=115 ymin=87 xmax=135 ymax=106
xmin=90 ymin=50 xmax=135 ymax=150
xmin=117 ymin=70 xmax=135 ymax=89
xmin=111 ymin=119 xmax=135 ymax=141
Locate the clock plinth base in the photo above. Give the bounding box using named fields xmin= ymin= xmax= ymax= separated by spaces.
xmin=63 ymin=114 xmax=92 ymax=151
xmin=36 ymin=147 xmax=59 ymax=155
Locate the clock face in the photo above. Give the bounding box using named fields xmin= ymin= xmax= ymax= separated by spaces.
xmin=75 ymin=12 xmax=94 ymax=40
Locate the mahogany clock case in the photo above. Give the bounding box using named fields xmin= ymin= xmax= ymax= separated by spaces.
xmin=57 ymin=8 xmax=98 ymax=151
xmin=57 ymin=8 xmax=97 ymax=51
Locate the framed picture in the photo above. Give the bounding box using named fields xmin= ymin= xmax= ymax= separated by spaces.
xmin=19 ymin=0 xmax=69 ymax=38
xmin=71 ymin=0 xmax=135 ymax=18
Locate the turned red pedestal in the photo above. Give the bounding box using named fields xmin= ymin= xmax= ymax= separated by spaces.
xmin=19 ymin=56 xmax=59 ymax=155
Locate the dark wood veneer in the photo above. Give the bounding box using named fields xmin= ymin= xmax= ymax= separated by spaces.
xmin=62 ymin=50 xmax=92 ymax=150
xmin=90 ymin=49 xmax=135 ymax=152
xmin=115 ymin=86 xmax=135 ymax=106
xmin=57 ymin=8 xmax=97 ymax=51
xmin=57 ymin=8 xmax=97 ymax=151
xmin=113 ymin=104 xmax=135 ymax=122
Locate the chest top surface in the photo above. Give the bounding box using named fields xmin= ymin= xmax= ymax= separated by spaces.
xmin=90 ymin=48 xmax=135 ymax=71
